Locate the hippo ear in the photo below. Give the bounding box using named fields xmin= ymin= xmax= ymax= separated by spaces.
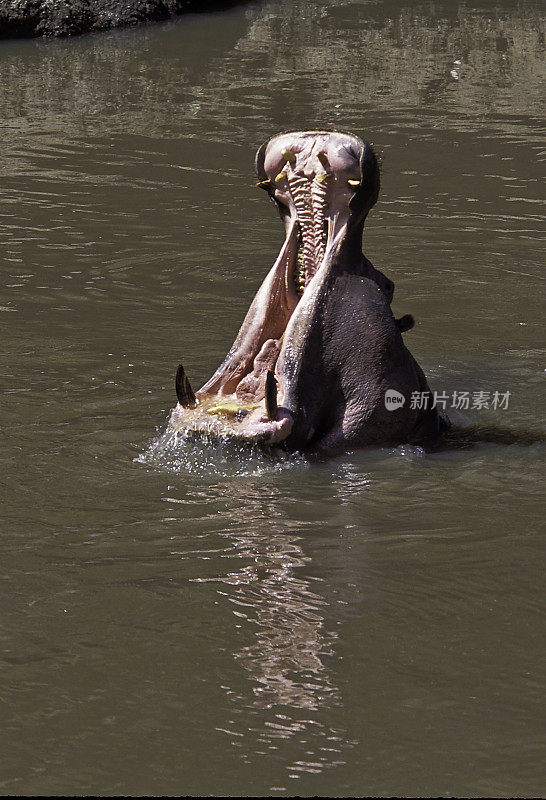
xmin=361 ymin=141 xmax=380 ymax=203
xmin=354 ymin=139 xmax=380 ymax=216
xmin=396 ymin=314 xmax=415 ymax=333
xmin=255 ymin=139 xmax=270 ymax=181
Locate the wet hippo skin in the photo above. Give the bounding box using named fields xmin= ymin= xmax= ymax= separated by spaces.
xmin=171 ymin=131 xmax=447 ymax=454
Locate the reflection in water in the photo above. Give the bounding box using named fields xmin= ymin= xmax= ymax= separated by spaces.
xmin=218 ymin=537 xmax=338 ymax=713
xmin=0 ymin=0 xmax=543 ymax=146
xmin=162 ymin=460 xmax=353 ymax=777
xmin=210 ymin=485 xmax=353 ymax=778
xmin=238 ymin=0 xmax=545 ymax=119
xmin=195 ymin=480 xmax=339 ymax=705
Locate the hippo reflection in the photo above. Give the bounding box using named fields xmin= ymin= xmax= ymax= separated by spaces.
xmin=170 ymin=130 xmax=448 ymax=454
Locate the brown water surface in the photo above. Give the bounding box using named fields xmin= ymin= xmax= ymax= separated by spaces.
xmin=1 ymin=1 xmax=544 ymax=795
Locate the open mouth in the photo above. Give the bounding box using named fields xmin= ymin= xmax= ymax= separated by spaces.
xmin=267 ymin=137 xmax=362 ymax=298
xmin=167 ymin=130 xmax=447 ymax=453
xmin=170 ymin=131 xmax=377 ymax=444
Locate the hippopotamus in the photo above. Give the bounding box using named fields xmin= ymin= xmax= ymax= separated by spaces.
xmin=170 ymin=130 xmax=447 ymax=454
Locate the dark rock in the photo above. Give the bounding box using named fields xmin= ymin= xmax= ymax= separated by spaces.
xmin=0 ymin=0 xmax=240 ymax=38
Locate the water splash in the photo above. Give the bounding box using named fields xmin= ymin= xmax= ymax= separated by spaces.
xmin=136 ymin=423 xmax=307 ymax=478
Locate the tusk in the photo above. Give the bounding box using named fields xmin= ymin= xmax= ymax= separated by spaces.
xmin=348 ymin=179 xmax=360 ymax=188
xmin=175 ymin=364 xmax=197 ymax=408
xmin=275 ymin=170 xmax=287 ymax=183
xmin=256 ymin=179 xmax=272 ymax=190
xmin=281 ymin=149 xmax=296 ymax=163
xmin=317 ymin=151 xmax=329 ymax=168
xmin=265 ymin=370 xmax=278 ymax=421
xmin=315 ymin=172 xmax=331 ymax=184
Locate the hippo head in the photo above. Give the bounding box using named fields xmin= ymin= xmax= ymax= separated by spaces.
xmin=170 ymin=131 xmax=442 ymax=453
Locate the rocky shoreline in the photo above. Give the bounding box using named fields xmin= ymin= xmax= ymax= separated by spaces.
xmin=0 ymin=0 xmax=239 ymax=38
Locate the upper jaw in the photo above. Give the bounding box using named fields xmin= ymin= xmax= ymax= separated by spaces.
xmin=257 ymin=130 xmax=368 ymax=295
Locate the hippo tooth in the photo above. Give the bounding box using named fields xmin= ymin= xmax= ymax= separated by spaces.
xmin=256 ymin=179 xmax=272 ymax=189
xmin=275 ymin=170 xmax=287 ymax=183
xmin=315 ymin=173 xmax=330 ymax=184
xmin=265 ymin=370 xmax=278 ymax=421
xmin=175 ymin=364 xmax=197 ymax=408
xmin=281 ymin=149 xmax=296 ymax=163
xmin=310 ymin=177 xmax=327 ymax=270
xmin=317 ymin=151 xmax=329 ymax=168
xmin=348 ymin=179 xmax=360 ymax=187
xmin=288 ymin=172 xmax=325 ymax=289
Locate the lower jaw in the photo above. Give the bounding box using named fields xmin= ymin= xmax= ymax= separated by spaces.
xmin=170 ymin=399 xmax=293 ymax=446
xmin=170 ymin=228 xmax=328 ymax=444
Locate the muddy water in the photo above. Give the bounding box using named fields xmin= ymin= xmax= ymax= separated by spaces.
xmin=1 ymin=1 xmax=544 ymax=795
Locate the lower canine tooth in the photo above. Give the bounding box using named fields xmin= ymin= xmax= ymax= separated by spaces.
xmin=175 ymin=364 xmax=197 ymax=408
xmin=265 ymin=370 xmax=278 ymax=421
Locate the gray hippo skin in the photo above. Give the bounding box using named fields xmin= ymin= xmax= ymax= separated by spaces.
xmin=171 ymin=130 xmax=447 ymax=454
